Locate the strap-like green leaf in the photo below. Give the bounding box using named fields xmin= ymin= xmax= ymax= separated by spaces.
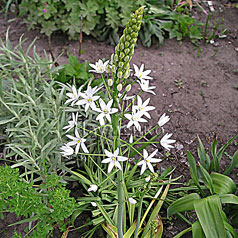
xmin=194 ymin=195 xmax=226 ymax=238
xmin=211 ymin=172 xmax=236 ymax=195
xmin=167 ymin=193 xmax=201 ymax=217
xmin=192 ymin=220 xmax=205 ymax=238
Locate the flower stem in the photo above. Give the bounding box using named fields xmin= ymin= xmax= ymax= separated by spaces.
xmin=111 ymin=84 xmax=124 ymax=238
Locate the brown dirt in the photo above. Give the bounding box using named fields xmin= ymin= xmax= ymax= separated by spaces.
xmin=0 ymin=2 xmax=238 ymax=238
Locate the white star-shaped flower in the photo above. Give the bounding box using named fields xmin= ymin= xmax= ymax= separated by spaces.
xmin=63 ymin=112 xmax=78 ymax=132
xmin=102 ymin=148 xmax=128 ymax=173
xmin=137 ymin=149 xmax=162 ymax=175
xmin=124 ymin=112 xmax=147 ymax=131
xmin=88 ymin=184 xmax=98 ymax=192
xmin=66 ymin=130 xmax=89 ymax=154
xmin=95 ymin=99 xmax=118 ymax=126
xmin=65 ymin=85 xmax=83 ymax=106
xmin=160 ymin=133 xmax=176 ymax=151
xmin=138 ymin=79 xmax=156 ymax=95
xmin=89 ymin=59 xmax=109 ymax=74
xmin=133 ymin=95 xmax=155 ymax=119
xmin=128 ymin=198 xmax=137 ymax=204
xmin=60 ymin=144 xmax=74 ymax=157
xmin=133 ymin=64 xmax=153 ymax=80
xmin=76 ymin=85 xmax=101 ymax=112
xmin=158 ymin=113 xmax=170 ymax=127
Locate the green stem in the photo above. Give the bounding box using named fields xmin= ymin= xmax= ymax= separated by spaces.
xmin=111 ymin=83 xmax=124 ymax=238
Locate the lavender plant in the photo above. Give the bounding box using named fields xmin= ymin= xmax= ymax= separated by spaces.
xmin=60 ymin=6 xmax=176 ymax=237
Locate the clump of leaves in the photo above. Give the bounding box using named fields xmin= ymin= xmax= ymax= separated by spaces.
xmin=0 ymin=165 xmax=77 ymax=238
xmin=167 ymin=136 xmax=238 ymax=238
xmin=17 ymin=0 xmax=204 ymax=47
xmin=0 ymin=31 xmax=98 ymax=184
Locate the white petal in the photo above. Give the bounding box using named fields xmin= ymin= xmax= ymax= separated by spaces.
xmin=147 ymin=162 xmax=155 ymax=173
xmin=108 ymin=161 xmax=114 ymax=173
xmin=140 ymin=163 xmax=147 ymax=175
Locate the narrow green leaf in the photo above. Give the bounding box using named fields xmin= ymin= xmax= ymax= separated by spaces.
xmin=197 ymin=136 xmax=210 ymax=170
xmin=124 ymin=221 xmax=137 ymax=238
xmin=9 ymin=215 xmax=38 ymax=226
xmin=173 ymin=227 xmax=192 ymax=238
xmin=224 ymin=151 xmax=238 ymax=175
xmin=192 ymin=220 xmax=205 ymax=238
xmin=129 ymin=133 xmax=160 ymax=158
xmin=194 ymin=195 xmax=226 ymax=238
xmin=198 ymin=163 xmax=214 ymax=194
xmin=167 ymin=193 xmax=201 ymax=217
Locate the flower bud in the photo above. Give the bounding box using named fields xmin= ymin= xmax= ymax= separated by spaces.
xmin=125 ymin=42 xmax=130 ymax=48
xmin=114 ymin=54 xmax=118 ymax=62
xmin=125 ymin=84 xmax=131 ymax=92
xmin=117 ymin=83 xmax=123 ymax=91
xmin=117 ymin=71 xmax=123 ymax=79
xmin=124 ymin=68 xmax=130 ymax=79
xmin=106 ymin=65 xmax=111 ymax=73
xmin=124 ymin=55 xmax=130 ymax=63
xmin=120 ymin=43 xmax=124 ymax=51
xmin=111 ymin=65 xmax=117 ymax=73
xmin=119 ymin=52 xmax=125 ymax=59
xmin=126 ymin=35 xmax=131 ymax=41
xmin=108 ymin=78 xmax=113 ymax=86
xmin=124 ymin=48 xmax=130 ymax=55
xmin=118 ymin=61 xmax=124 ymax=68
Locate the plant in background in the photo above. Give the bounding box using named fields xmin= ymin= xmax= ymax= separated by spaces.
xmin=58 ymin=6 xmax=178 ymax=237
xmin=17 ymin=0 xmax=205 ymax=47
xmin=0 ymin=165 xmax=76 ymax=238
xmin=167 ymin=136 xmax=238 ymax=238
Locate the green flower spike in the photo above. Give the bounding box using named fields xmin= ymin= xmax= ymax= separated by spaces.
xmin=111 ymin=6 xmax=144 ymax=82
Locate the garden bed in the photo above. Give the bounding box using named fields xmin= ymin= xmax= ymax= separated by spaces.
xmin=0 ymin=1 xmax=238 ymax=237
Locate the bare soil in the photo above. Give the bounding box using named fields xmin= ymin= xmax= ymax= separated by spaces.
xmin=0 ymin=2 xmax=238 ymax=237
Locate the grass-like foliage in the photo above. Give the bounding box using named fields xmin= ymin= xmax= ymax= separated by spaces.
xmin=0 ymin=30 xmax=74 ymax=183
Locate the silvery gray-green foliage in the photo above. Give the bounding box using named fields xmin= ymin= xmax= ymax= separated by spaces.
xmin=0 ymin=31 xmax=96 ymax=182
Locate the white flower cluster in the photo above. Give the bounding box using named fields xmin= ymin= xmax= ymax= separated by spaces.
xmin=60 ymin=59 xmax=176 ymax=176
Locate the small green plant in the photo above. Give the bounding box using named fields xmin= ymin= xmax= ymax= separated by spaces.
xmin=55 ymin=54 xmax=96 ymax=87
xmin=167 ymin=137 xmax=238 ymax=238
xmin=174 ymin=79 xmax=184 ymax=88
xmin=0 ymin=165 xmax=77 ymax=238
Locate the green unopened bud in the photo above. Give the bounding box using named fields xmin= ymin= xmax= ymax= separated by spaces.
xmin=118 ymin=61 xmax=124 ymax=68
xmin=120 ymin=43 xmax=124 ymax=51
xmin=131 ymin=32 xmax=138 ymax=38
xmin=111 ymin=65 xmax=116 ymax=73
xmin=117 ymin=83 xmax=123 ymax=91
xmin=132 ymin=18 xmax=137 ymax=24
xmin=114 ymin=54 xmax=119 ymax=62
xmin=106 ymin=65 xmax=111 ymax=73
xmin=119 ymin=52 xmax=125 ymax=59
xmin=125 ymin=42 xmax=130 ymax=48
xmin=124 ymin=68 xmax=130 ymax=78
xmin=108 ymin=78 xmax=113 ymax=86
xmin=126 ymin=35 xmax=131 ymax=41
xmin=125 ymin=84 xmax=131 ymax=92
xmin=124 ymin=48 xmax=130 ymax=55
xmin=120 ymin=35 xmax=125 ymax=42
xmin=117 ymin=71 xmax=123 ymax=79
xmin=131 ymin=38 xmax=137 ymax=45
xmin=129 ymin=49 xmax=134 ymax=57
xmin=111 ymin=54 xmax=114 ymax=64
xmin=124 ymin=56 xmax=130 ymax=63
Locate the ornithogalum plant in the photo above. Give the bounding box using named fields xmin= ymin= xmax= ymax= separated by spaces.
xmin=60 ymin=6 xmax=176 ymax=238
